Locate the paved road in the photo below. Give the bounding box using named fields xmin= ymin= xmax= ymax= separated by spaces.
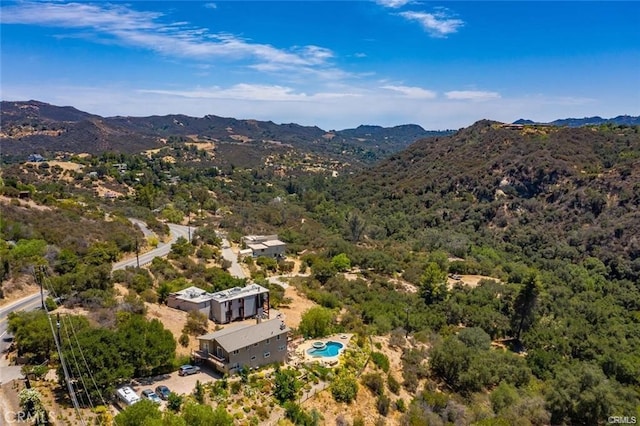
xmin=114 ymin=222 xmax=191 ymax=270
xmin=219 ymin=236 xmax=246 ymax=279
xmin=0 ymin=221 xmax=192 ymax=358
xmin=0 ymin=292 xmax=47 ymax=357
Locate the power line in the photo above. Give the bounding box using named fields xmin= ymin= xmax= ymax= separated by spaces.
xmin=37 ymin=266 xmax=87 ymax=426
xmin=42 ymin=273 xmax=107 ymax=408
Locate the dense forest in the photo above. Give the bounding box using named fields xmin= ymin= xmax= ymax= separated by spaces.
xmin=1 ymin=120 xmax=639 ymax=425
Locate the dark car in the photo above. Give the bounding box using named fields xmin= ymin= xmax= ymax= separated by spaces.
xmin=155 ymin=385 xmax=171 ymax=400
xmin=178 ymin=364 xmax=200 ymax=376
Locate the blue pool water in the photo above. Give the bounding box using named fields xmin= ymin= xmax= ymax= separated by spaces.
xmin=307 ymin=341 xmax=344 ymax=358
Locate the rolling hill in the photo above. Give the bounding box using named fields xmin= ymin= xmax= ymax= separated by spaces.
xmin=340 ymin=120 xmax=640 ymax=279
xmin=0 ymin=100 xmax=452 ymax=166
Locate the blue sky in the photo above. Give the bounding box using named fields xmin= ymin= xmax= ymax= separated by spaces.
xmin=1 ymin=1 xmax=639 ymax=130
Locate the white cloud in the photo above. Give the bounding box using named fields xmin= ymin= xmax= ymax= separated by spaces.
xmin=376 ymin=0 xmax=411 ymax=8
xmin=445 ymin=90 xmax=501 ymax=101
xmin=399 ymin=11 xmax=464 ymax=37
xmin=0 ymin=2 xmax=337 ymax=73
xmin=381 ymin=85 xmax=437 ymax=99
xmin=139 ymin=84 xmax=360 ymax=102
xmin=204 ymin=3 xmax=217 ymax=9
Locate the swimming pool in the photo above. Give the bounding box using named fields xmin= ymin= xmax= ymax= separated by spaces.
xmin=307 ymin=341 xmax=344 ymax=358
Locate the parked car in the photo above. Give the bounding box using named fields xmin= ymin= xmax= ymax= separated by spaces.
xmin=178 ymin=364 xmax=200 ymax=376
xmin=155 ymin=385 xmax=171 ymax=400
xmin=141 ymin=389 xmax=162 ymax=404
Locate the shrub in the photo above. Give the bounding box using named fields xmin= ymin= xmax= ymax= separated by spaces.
xmin=376 ymin=394 xmax=391 ymax=416
xmin=371 ymin=352 xmax=390 ymax=372
xmin=362 ymin=373 xmax=385 ymax=396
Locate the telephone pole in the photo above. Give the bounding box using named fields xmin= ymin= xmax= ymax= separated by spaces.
xmin=135 ymin=236 xmax=140 ymax=268
xmin=33 ymin=265 xmax=45 ymax=309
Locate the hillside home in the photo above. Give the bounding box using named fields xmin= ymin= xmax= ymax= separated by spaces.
xmin=242 ymin=235 xmax=286 ymax=258
xmin=27 ymin=154 xmax=45 ymax=162
xmin=167 ymin=284 xmax=270 ymax=324
xmin=195 ymin=319 xmax=290 ymax=374
xmin=166 ymin=286 xmax=213 ymax=318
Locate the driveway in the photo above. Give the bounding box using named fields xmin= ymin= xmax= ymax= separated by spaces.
xmin=129 ymin=363 xmax=221 ymax=400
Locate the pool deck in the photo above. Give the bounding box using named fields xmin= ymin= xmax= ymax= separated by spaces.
xmin=288 ymin=333 xmax=353 ymax=367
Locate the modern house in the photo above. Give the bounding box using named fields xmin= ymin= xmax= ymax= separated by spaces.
xmin=166 ymin=286 xmax=214 ymax=318
xmin=242 ymin=235 xmax=286 ymax=258
xmin=167 ymin=284 xmax=270 ymax=324
xmin=195 ymin=319 xmax=290 ymax=374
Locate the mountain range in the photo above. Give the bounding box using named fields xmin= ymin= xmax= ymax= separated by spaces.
xmin=3 ymin=100 xmax=638 ymax=166
xmin=513 ymin=115 xmax=640 ymax=127
xmin=0 ymin=100 xmax=451 ymax=165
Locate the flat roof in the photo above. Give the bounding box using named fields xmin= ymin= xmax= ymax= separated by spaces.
xmin=263 ymin=240 xmax=286 ymax=247
xmin=198 ymin=319 xmax=290 ymax=353
xmin=172 ymin=284 xmax=268 ymax=304
xmin=171 ymin=286 xmax=214 ymax=304
xmin=210 ymin=284 xmax=268 ymax=302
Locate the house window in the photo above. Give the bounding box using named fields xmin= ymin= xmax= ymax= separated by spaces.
xmin=278 ymin=345 xmax=286 ymax=352
xmin=276 ymin=335 xmax=281 ymax=340
xmin=233 ymin=350 xmax=239 ymax=355
xmin=264 ymin=352 xmax=270 ymax=358
xmin=265 ymin=339 xmax=270 ymax=344
xmin=254 ymin=343 xmax=258 ymax=347
xmin=251 ymin=356 xmax=256 ymax=361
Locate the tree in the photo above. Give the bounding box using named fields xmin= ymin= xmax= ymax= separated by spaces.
xmin=331 ymin=253 xmax=351 ymax=272
xmin=545 ymin=363 xmax=634 ymax=425
xmin=117 ymin=315 xmax=176 ymax=376
xmin=274 ymin=367 xmax=302 ymax=404
xmin=457 ymin=327 xmax=492 ymax=350
xmin=420 ymin=262 xmax=448 ymax=304
xmin=182 ymin=310 xmax=208 ymax=336
xmin=8 ymin=310 xmax=56 ymax=363
xmin=311 ymin=259 xmax=336 ymax=284
xmin=346 ymin=210 xmax=367 ymax=242
xmin=193 ymin=380 xmax=205 ymax=404
xmin=331 ymin=370 xmax=359 ymax=403
xmin=114 ymin=399 xmax=161 ymax=426
xmin=299 ymin=306 xmax=335 ymax=338
xmin=490 ymin=382 xmax=519 ymax=414
xmin=182 ymin=402 xmax=233 ymax=426
xmin=167 ymin=392 xmax=183 ymax=412
xmin=511 ymin=272 xmax=541 ymax=341
xmin=18 ymin=388 xmax=47 ymax=425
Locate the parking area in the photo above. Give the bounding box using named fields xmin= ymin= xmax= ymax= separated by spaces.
xmin=113 ymin=362 xmax=221 ymax=412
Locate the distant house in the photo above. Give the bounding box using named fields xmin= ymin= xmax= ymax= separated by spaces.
xmin=195 ymin=320 xmax=290 ymax=374
xmin=167 ymin=284 xmax=270 ymax=324
xmin=242 ymin=235 xmax=286 ymax=258
xmin=28 ymin=154 xmax=45 ymax=162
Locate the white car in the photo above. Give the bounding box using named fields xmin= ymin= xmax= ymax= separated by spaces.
xmin=141 ymin=389 xmax=162 ymax=404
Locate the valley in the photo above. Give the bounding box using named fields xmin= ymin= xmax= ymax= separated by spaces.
xmin=0 ymin=102 xmax=639 ymax=425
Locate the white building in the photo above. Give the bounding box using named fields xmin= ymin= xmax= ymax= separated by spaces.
xmin=242 ymin=235 xmax=286 ymax=258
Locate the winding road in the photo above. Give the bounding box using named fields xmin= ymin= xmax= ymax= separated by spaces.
xmin=0 ymin=221 xmax=192 ymax=358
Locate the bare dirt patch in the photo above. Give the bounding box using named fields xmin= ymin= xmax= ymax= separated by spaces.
xmin=448 ymin=274 xmax=500 ymax=289
xmin=0 ymin=276 xmax=40 ymax=308
xmin=0 ymin=195 xmax=52 ymax=212
xmin=47 ymin=161 xmax=84 ymax=172
xmin=278 ymin=285 xmax=317 ymax=330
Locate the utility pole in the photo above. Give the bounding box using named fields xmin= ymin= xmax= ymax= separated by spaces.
xmin=405 ymin=307 xmax=410 ymax=338
xmin=135 ymin=236 xmax=140 ymax=268
xmin=56 ymin=313 xmax=61 ymax=345
xmin=33 ymin=265 xmax=45 ymax=309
